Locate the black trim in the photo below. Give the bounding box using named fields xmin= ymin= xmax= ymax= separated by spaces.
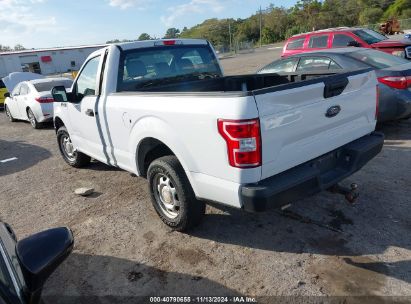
xmin=241 ymin=132 xmax=384 ymax=212
xmin=252 ymin=68 xmax=373 ymax=96
xmin=97 ymin=49 xmax=109 ymax=96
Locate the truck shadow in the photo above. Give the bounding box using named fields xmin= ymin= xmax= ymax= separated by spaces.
xmin=0 ymin=139 xmax=51 ymax=177
xmin=378 ymin=119 xmax=411 ymax=141
xmin=43 ymin=253 xmax=241 ymax=303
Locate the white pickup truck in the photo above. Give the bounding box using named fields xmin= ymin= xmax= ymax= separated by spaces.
xmin=52 ymin=39 xmax=384 ymax=231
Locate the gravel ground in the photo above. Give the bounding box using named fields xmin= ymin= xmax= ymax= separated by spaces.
xmin=0 ymin=46 xmax=410 ymax=303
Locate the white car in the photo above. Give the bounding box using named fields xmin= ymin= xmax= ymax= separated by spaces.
xmin=4 ymin=78 xmax=72 ymax=129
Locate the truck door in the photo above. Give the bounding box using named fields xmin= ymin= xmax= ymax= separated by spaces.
xmin=66 ymin=54 xmax=107 ymax=162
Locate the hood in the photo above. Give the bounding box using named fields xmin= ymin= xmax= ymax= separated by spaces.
xmin=1 ymin=72 xmax=45 ymax=92
xmin=371 ymin=38 xmax=411 ymax=48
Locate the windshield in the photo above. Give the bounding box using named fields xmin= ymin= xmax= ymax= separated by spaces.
xmin=346 ymin=49 xmax=409 ymax=69
xmin=118 ymin=45 xmax=222 ymax=91
xmin=353 ymin=29 xmax=388 ymax=44
xmin=33 ymin=80 xmax=72 ymax=92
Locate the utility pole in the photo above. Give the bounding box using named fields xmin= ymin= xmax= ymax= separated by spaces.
xmin=259 ymin=5 xmax=262 ymax=48
xmin=229 ymin=21 xmax=232 ymax=53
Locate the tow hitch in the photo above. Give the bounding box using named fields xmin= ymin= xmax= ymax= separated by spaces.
xmin=329 ymin=183 xmax=359 ymax=204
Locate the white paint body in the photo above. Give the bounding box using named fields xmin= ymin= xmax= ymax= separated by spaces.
xmin=54 ymin=40 xmax=377 ymax=209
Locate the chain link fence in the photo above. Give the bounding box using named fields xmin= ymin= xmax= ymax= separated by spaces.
xmin=215 ymin=41 xmax=255 ymax=59
xmin=363 ymin=18 xmax=411 ymax=32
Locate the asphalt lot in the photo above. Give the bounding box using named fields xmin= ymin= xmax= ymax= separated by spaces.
xmin=0 ymin=46 xmax=411 ymax=303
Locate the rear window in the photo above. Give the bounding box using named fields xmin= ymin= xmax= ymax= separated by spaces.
xmin=308 ymin=35 xmax=329 ymax=48
xmin=297 ymin=57 xmax=342 ymax=72
xmin=33 ymin=80 xmax=72 ymax=92
xmin=346 ymin=49 xmax=408 ymax=69
xmin=118 ymin=45 xmax=222 ymax=91
xmin=286 ymin=38 xmax=305 ymax=50
xmin=352 ymin=29 xmax=388 ymax=45
xmin=0 ymin=80 xmax=5 ymax=89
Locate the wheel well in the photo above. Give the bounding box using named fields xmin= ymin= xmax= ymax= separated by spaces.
xmin=25 ymin=106 xmax=30 ymax=117
xmin=137 ymin=138 xmax=174 ymax=178
xmin=54 ymin=117 xmax=65 ymax=133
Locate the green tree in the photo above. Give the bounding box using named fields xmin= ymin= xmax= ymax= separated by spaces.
xmin=383 ymin=0 xmax=411 ymax=19
xmin=14 ymin=44 xmax=25 ymax=51
xmin=164 ymin=28 xmax=180 ymax=39
xmin=359 ymin=7 xmax=384 ymax=24
xmin=138 ymin=33 xmax=152 ymax=40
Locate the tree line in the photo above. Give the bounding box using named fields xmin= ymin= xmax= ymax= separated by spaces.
xmin=109 ymin=0 xmax=411 ymax=48
xmin=0 ymin=44 xmax=26 ymax=53
xmin=2 ymin=0 xmax=410 ymax=52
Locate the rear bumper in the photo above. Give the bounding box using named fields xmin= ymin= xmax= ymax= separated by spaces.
xmin=240 ymin=132 xmax=384 ymax=212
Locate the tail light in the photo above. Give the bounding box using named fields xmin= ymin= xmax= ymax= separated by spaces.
xmin=376 ymin=85 xmax=380 ymax=121
xmin=35 ymin=97 xmax=54 ymax=103
xmin=218 ymin=118 xmax=261 ymax=168
xmin=377 ymin=76 xmax=411 ymax=90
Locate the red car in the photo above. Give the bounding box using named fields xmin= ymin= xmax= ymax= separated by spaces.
xmin=282 ymin=27 xmax=411 ymax=59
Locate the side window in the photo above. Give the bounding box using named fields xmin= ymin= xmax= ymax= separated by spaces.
xmin=259 ymin=58 xmax=299 ymax=74
xmin=0 ymin=80 xmax=5 ymax=89
xmin=19 ymin=84 xmax=29 ymax=96
xmin=297 ymin=57 xmax=340 ymax=72
xmin=286 ymin=38 xmax=305 ymax=50
xmin=12 ymin=84 xmax=21 ymax=96
xmin=332 ymin=34 xmax=356 ymax=47
xmin=308 ymin=35 xmax=329 ymax=49
xmin=75 ymin=55 xmax=101 ymax=101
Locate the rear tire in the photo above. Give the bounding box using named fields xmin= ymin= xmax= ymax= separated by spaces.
xmin=5 ymin=105 xmax=16 ymax=122
xmin=57 ymin=126 xmax=91 ymax=168
xmin=27 ymin=108 xmax=40 ymax=129
xmin=147 ymin=155 xmax=205 ymax=232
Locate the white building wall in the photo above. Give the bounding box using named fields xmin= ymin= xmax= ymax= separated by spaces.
xmin=0 ymin=46 xmax=104 ymax=78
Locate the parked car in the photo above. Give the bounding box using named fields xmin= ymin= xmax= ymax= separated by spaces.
xmin=282 ymin=27 xmax=411 ymax=59
xmin=0 ymin=79 xmax=8 ymax=109
xmin=0 ymin=221 xmax=73 ymax=304
xmin=52 ymin=39 xmax=383 ymax=231
xmin=4 ymin=78 xmax=72 ymax=129
xmin=258 ymin=48 xmax=411 ymax=122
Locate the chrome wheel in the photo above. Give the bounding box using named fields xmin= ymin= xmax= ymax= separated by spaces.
xmin=154 ymin=174 xmax=180 ymax=219
xmin=60 ymin=134 xmax=76 ymax=162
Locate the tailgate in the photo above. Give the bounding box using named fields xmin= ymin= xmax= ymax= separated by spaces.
xmin=253 ymin=69 xmax=377 ymax=180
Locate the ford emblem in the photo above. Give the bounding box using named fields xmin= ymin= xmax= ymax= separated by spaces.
xmin=326 ymin=105 xmax=341 ymax=118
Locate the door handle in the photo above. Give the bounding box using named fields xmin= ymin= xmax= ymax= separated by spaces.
xmin=85 ymin=109 xmax=95 ymax=117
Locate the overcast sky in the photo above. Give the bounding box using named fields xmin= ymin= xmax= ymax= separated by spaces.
xmin=0 ymin=0 xmax=298 ymax=49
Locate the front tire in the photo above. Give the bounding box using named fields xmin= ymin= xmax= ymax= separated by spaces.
xmin=57 ymin=126 xmax=91 ymax=168
xmin=27 ymin=108 xmax=40 ymax=129
xmin=5 ymin=105 xmax=16 ymax=122
xmin=147 ymin=155 xmax=205 ymax=232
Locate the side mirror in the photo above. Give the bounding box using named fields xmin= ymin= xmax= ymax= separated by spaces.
xmin=16 ymin=227 xmax=74 ymax=302
xmin=52 ymin=86 xmax=70 ymax=102
xmin=347 ymin=41 xmax=361 ymax=47
xmin=4 ymin=92 xmax=10 ymax=98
